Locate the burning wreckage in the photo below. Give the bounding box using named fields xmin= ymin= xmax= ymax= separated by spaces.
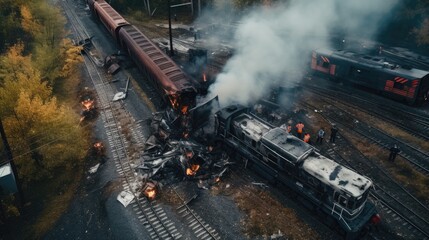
xmin=131 ymin=97 xmax=230 ymax=200
xmin=79 ymin=87 xmax=97 ymax=123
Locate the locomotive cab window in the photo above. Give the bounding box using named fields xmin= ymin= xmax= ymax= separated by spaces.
xmin=334 ymin=192 xmax=348 ymax=208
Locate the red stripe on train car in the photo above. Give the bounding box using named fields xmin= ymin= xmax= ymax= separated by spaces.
xmin=330 ymin=65 xmax=336 ymax=75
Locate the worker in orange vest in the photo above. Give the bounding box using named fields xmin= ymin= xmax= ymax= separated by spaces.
xmin=296 ymin=121 xmax=304 ymax=138
xmin=303 ymin=133 xmax=311 ymax=144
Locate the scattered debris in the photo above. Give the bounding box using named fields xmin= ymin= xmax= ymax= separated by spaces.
xmin=140 ymin=179 xmax=159 ymax=200
xmin=105 ymin=55 xmax=121 ymax=75
xmin=79 ymin=87 xmax=97 ymax=123
xmin=112 ymin=77 xmax=130 ymax=102
xmin=117 ymin=190 xmax=134 ymax=207
xmin=89 ymin=163 xmax=100 ymax=174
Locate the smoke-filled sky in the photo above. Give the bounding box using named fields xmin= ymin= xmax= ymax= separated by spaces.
xmin=203 ymin=0 xmax=399 ymax=106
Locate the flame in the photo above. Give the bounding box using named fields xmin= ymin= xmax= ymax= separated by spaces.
xmin=181 ymin=105 xmax=189 ymax=115
xmin=93 ymin=142 xmax=103 ymax=149
xmin=203 ymin=73 xmax=207 ymax=82
xmin=186 ymin=164 xmax=200 ymax=176
xmin=81 ymin=99 xmax=94 ymax=110
xmin=145 ymin=188 xmax=156 ymax=200
xmin=168 ymin=95 xmax=179 ymax=110
xmin=215 ymin=177 xmax=220 ymax=183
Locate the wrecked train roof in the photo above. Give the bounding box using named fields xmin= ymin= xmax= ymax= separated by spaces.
xmin=262 ymin=128 xmax=314 ymax=164
xmin=233 ymin=114 xmax=271 ymax=142
xmin=303 ymin=155 xmax=372 ymax=198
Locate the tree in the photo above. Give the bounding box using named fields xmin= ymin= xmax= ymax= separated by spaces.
xmin=414 ymin=18 xmax=429 ymax=45
xmin=3 ymin=92 xmax=87 ymax=181
xmin=0 ymin=44 xmax=52 ymax=117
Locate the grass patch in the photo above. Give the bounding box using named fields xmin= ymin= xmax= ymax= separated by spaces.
xmin=30 ymin=165 xmax=83 ymax=238
xmin=232 ymin=185 xmax=319 ymax=239
xmin=342 ymin=131 xmax=429 ymax=205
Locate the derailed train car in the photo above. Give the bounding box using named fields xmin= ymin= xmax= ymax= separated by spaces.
xmin=87 ymin=0 xmax=197 ymax=112
xmin=215 ymin=105 xmax=380 ymax=239
xmin=311 ymin=48 xmax=429 ymax=105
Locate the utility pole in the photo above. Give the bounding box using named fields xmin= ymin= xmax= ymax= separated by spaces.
xmin=168 ymin=0 xmax=174 ymax=57
xmin=0 ymin=117 xmax=24 ymax=206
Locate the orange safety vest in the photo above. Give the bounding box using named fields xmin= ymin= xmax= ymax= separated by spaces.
xmin=303 ymin=134 xmax=310 ymax=143
xmin=296 ymin=123 xmax=304 ymax=133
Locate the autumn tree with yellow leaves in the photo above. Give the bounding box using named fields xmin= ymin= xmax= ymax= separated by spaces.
xmin=0 ymin=0 xmax=86 ymax=183
xmin=0 ymin=43 xmax=87 ymax=182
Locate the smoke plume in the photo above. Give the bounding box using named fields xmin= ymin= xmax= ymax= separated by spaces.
xmin=204 ymin=0 xmax=399 ymax=106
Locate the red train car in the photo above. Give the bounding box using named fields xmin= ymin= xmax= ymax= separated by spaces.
xmin=311 ymin=48 xmax=429 ymax=105
xmin=86 ymin=0 xmax=196 ymax=111
xmin=118 ymin=24 xmax=196 ymax=111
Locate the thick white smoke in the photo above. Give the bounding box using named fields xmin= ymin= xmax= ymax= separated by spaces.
xmin=205 ymin=0 xmax=399 ymax=106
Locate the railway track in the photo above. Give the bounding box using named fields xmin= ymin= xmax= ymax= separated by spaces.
xmin=298 ymin=102 xmax=429 ymax=239
xmin=62 ymin=1 xmax=224 ymax=239
xmin=325 ymin=140 xmax=429 ymax=239
xmin=173 ymin=189 xmax=220 ymax=240
xmin=62 ymin=1 xmax=183 ymax=239
xmin=303 ymin=87 xmax=429 ymax=176
xmin=304 ymin=83 xmax=429 ymax=142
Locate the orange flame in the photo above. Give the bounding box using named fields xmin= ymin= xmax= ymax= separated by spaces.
xmin=81 ymin=99 xmax=94 ymax=110
xmin=181 ymin=105 xmax=189 ymax=115
xmin=145 ymin=188 xmax=156 ymax=200
xmin=186 ymin=164 xmax=200 ymax=176
xmin=203 ymin=73 xmax=207 ymax=82
xmin=169 ymin=96 xmax=179 ymax=110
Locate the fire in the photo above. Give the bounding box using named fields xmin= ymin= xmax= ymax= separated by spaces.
xmin=81 ymin=98 xmax=94 ymax=110
xmin=145 ymin=188 xmax=156 ymax=200
xmin=168 ymin=95 xmax=179 ymax=110
xmin=181 ymin=105 xmax=189 ymax=115
xmin=203 ymin=73 xmax=207 ymax=82
xmin=93 ymin=142 xmax=103 ymax=149
xmin=186 ymin=164 xmax=200 ymax=176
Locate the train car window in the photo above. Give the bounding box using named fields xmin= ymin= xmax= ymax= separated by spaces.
xmin=394 ymin=81 xmax=405 ymax=89
xmin=277 ymin=159 xmax=286 ymax=169
xmin=267 ymin=153 xmax=277 ymax=162
xmin=338 ymin=195 xmax=348 ymax=207
xmin=308 ymin=177 xmax=318 ymax=187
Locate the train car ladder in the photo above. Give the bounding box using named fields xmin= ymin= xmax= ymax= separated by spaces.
xmin=331 ymin=203 xmax=351 ymax=231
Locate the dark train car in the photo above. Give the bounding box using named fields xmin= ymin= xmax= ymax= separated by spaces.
xmin=311 ymin=48 xmax=429 ymax=105
xmin=215 ymin=105 xmax=380 ymax=239
xmin=87 ymin=0 xmax=129 ymax=43
xmin=118 ymin=25 xmax=196 ymax=111
xmin=86 ymin=0 xmax=197 ymax=111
